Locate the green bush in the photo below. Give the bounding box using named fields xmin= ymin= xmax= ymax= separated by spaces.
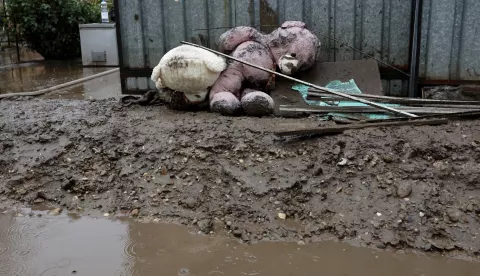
xmin=7 ymin=0 xmax=101 ymax=59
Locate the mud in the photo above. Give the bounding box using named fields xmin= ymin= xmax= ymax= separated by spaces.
xmin=1 ymin=208 xmax=480 ymax=276
xmin=1 ymin=98 xmax=480 ymax=260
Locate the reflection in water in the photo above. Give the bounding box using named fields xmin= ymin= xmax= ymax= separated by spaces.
xmin=0 ymin=47 xmax=121 ymax=100
xmin=0 ymin=47 xmax=43 ymax=66
xmin=0 ymin=209 xmax=479 ymax=276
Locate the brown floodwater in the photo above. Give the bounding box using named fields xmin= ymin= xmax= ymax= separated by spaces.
xmin=0 ymin=47 xmax=121 ymax=100
xmin=0 ymin=208 xmax=479 ymax=276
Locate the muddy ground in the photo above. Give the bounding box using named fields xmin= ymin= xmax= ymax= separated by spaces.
xmin=1 ymin=98 xmax=479 ymax=259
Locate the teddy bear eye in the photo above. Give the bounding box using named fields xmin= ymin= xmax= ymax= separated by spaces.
xmin=291 ymin=53 xmax=297 ymax=58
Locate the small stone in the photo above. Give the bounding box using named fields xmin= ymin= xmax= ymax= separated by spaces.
xmin=297 ymin=241 xmax=306 ymax=246
xmin=197 ymin=219 xmax=213 ymax=234
xmin=33 ymin=198 xmax=45 ymax=204
xmin=107 ymin=174 xmax=115 ymax=183
xmin=376 ymin=243 xmax=387 ymax=249
xmin=333 ymin=145 xmax=341 ymax=155
xmin=184 ymin=197 xmax=198 ymax=209
xmin=103 ymin=213 xmax=110 ymax=217
xmin=337 ymin=158 xmax=348 ymax=166
xmin=446 ymin=208 xmax=462 ymax=222
xmin=300 ymin=175 xmax=308 ymax=183
xmin=241 ymin=233 xmax=250 ymax=243
xmin=233 ymin=229 xmax=243 ymax=237
xmin=48 ymin=208 xmax=62 ymax=216
xmin=396 ymin=181 xmax=412 ymax=198
xmin=419 ymin=212 xmax=425 ymax=217
xmin=131 ymin=209 xmax=139 ymax=216
xmin=370 ymin=220 xmax=381 ymax=228
xmin=385 ymin=172 xmax=394 ymax=180
xmin=61 ymin=179 xmax=76 ymax=190
xmin=314 ymin=167 xmax=323 ymax=176
xmin=226 ymin=221 xmax=232 ymax=227
xmin=382 ymin=154 xmax=394 ymax=163
xmin=376 ymin=212 xmax=382 ymax=217
xmin=278 ymin=213 xmax=286 ymax=220
xmin=345 ymin=150 xmax=355 ymax=159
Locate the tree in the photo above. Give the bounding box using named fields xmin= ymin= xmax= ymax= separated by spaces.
xmin=7 ymin=0 xmax=100 ymax=60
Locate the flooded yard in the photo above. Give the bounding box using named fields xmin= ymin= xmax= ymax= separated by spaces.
xmin=0 ymin=47 xmax=120 ymax=100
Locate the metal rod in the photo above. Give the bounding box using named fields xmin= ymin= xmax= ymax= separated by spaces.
xmin=181 ymin=41 xmax=418 ymax=118
xmin=408 ymin=0 xmax=423 ymax=98
xmin=279 ymin=105 xmax=480 ymax=115
xmin=308 ymin=90 xmax=480 ymax=105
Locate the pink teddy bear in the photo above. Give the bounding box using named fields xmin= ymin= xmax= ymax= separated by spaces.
xmin=209 ymin=21 xmax=320 ymax=116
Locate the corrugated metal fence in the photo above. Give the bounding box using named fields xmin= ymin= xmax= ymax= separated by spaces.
xmin=115 ymin=0 xmax=480 ymax=96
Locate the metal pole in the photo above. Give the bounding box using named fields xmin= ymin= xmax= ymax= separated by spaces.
xmin=408 ymin=0 xmax=423 ymax=98
xmin=113 ymin=0 xmax=126 ymax=94
xmin=181 ymin=41 xmax=418 ymax=118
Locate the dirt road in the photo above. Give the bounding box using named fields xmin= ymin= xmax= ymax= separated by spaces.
xmin=1 ymin=98 xmax=479 ymax=258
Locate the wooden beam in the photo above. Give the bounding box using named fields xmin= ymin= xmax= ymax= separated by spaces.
xmin=275 ymin=119 xmax=448 ymax=137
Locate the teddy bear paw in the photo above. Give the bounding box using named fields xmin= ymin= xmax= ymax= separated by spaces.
xmin=241 ymin=91 xmax=274 ymax=117
xmin=210 ymin=92 xmax=242 ymax=116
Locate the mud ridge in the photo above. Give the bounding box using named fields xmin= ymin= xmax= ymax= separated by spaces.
xmin=1 ymin=98 xmax=480 ymax=258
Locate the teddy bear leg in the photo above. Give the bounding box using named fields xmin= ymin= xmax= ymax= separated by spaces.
xmin=210 ymin=92 xmax=242 ymax=116
xmin=240 ymin=89 xmax=275 ymax=117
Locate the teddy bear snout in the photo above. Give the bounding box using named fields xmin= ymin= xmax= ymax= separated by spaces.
xmin=278 ymin=54 xmax=299 ymax=75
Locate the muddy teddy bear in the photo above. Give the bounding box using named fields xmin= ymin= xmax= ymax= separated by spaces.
xmin=151 ymin=44 xmax=227 ymax=107
xmin=210 ymin=21 xmax=320 ymax=116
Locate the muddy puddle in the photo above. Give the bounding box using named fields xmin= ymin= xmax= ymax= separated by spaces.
xmin=0 ymin=47 xmax=121 ymax=100
xmin=1 ymin=208 xmax=479 ymax=276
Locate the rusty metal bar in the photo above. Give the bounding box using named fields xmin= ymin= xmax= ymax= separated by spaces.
xmin=308 ymin=90 xmax=480 ymax=105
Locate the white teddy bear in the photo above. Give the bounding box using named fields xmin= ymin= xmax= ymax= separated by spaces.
xmin=150 ymin=44 xmax=227 ymax=104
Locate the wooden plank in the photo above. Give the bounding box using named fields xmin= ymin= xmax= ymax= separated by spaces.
xmin=275 ymin=119 xmax=448 ymax=137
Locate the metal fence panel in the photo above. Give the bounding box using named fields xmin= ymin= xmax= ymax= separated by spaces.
xmin=116 ymin=0 xmax=480 ymax=95
xmin=420 ymin=0 xmax=480 ymax=81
